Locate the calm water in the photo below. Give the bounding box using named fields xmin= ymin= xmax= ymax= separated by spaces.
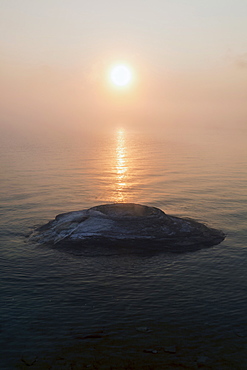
xmin=0 ymin=126 xmax=247 ymax=369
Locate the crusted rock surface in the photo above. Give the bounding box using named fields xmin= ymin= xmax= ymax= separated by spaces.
xmin=29 ymin=203 xmax=225 ymax=252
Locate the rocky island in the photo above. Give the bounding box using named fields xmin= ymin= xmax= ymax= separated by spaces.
xmin=29 ymin=203 xmax=225 ymax=252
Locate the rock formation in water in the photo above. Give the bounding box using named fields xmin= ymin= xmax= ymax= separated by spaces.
xmin=29 ymin=203 xmax=225 ymax=252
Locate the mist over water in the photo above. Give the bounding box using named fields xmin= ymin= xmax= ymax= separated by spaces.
xmin=1 ymin=0 xmax=247 ymax=367
xmin=0 ymin=125 xmax=247 ymax=368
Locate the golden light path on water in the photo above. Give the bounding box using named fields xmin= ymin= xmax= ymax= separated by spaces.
xmin=113 ymin=128 xmax=128 ymax=202
xmin=107 ymin=127 xmax=152 ymax=203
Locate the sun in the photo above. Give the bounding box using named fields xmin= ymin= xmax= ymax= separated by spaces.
xmin=110 ymin=64 xmax=132 ymax=87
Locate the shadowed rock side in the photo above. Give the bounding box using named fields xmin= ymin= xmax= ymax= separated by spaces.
xmin=29 ymin=203 xmax=225 ymax=252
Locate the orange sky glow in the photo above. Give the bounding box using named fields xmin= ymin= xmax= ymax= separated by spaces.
xmin=0 ymin=1 xmax=247 ymax=139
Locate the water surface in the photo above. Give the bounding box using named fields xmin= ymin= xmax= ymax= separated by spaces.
xmin=0 ymin=126 xmax=246 ymax=368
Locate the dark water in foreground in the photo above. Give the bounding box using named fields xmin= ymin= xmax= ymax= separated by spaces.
xmin=0 ymin=127 xmax=247 ymax=369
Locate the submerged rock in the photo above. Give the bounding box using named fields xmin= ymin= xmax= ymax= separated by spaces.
xmin=29 ymin=203 xmax=225 ymax=252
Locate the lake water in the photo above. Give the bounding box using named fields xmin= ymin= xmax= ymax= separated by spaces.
xmin=0 ymin=126 xmax=246 ymax=369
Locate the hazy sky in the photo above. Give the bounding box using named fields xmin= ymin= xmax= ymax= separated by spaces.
xmin=1 ymin=0 xmax=247 ymax=136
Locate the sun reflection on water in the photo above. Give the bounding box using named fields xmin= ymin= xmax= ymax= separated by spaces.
xmin=113 ymin=128 xmax=128 ymax=202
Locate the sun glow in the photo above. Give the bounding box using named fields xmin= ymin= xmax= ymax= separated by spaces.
xmin=110 ymin=64 xmax=133 ymax=87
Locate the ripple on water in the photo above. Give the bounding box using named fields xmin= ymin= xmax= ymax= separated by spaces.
xmin=1 ymin=128 xmax=247 ymax=369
